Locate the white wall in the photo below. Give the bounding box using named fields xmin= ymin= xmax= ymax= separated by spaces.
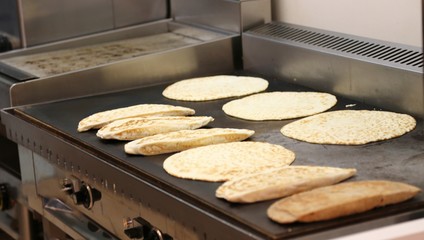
xmin=272 ymin=0 xmax=423 ymax=47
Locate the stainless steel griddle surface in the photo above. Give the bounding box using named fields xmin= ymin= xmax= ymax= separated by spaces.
xmin=10 ymin=75 xmax=424 ymax=239
xmin=0 ymin=27 xmax=224 ymax=79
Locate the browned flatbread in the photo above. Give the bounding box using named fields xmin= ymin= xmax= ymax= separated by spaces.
xmin=216 ymin=166 xmax=356 ymax=203
xmin=97 ymin=116 xmax=213 ymax=140
xmin=163 ymin=141 xmax=295 ymax=182
xmin=267 ymin=180 xmax=420 ymax=224
xmin=125 ymin=128 xmax=254 ymax=155
xmin=78 ymin=104 xmax=195 ymax=132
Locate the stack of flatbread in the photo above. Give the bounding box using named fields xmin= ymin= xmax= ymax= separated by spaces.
xmin=267 ymin=180 xmax=420 ymax=224
xmin=78 ymin=103 xmax=257 ymax=155
xmin=162 ymin=75 xmax=269 ymax=101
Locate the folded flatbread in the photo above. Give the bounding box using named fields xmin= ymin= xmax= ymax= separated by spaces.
xmin=97 ymin=116 xmax=213 ymax=140
xmin=78 ymin=104 xmax=195 ymax=132
xmin=216 ymin=166 xmax=356 ymax=203
xmin=162 ymin=75 xmax=269 ymax=101
xmin=125 ymin=128 xmax=254 ymax=155
xmin=267 ymin=180 xmax=420 ymax=224
xmin=222 ymin=91 xmax=337 ymax=121
xmin=163 ymin=141 xmax=295 ymax=182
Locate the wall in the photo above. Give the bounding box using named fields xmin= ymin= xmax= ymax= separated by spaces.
xmin=272 ymin=0 xmax=423 ymax=47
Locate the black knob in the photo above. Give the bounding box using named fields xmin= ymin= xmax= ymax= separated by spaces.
xmin=72 ymin=183 xmax=101 ymax=209
xmin=0 ymin=183 xmax=11 ymax=211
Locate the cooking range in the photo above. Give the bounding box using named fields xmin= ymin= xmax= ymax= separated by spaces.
xmin=2 ymin=73 xmax=424 ymax=239
xmin=1 ymin=0 xmax=423 ymax=239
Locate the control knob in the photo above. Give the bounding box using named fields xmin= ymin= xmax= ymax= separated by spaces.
xmin=124 ymin=217 xmax=173 ymax=240
xmin=72 ymin=183 xmax=101 ymax=209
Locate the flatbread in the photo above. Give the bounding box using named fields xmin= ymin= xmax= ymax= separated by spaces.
xmin=216 ymin=166 xmax=356 ymax=203
xmin=162 ymin=75 xmax=269 ymax=101
xmin=267 ymin=180 xmax=420 ymax=224
xmin=125 ymin=128 xmax=254 ymax=155
xmin=97 ymin=116 xmax=213 ymax=140
xmin=163 ymin=142 xmax=295 ymax=182
xmin=77 ymin=104 xmax=195 ymax=132
xmin=281 ymin=110 xmax=416 ymax=145
xmin=223 ymin=92 xmax=337 ymax=121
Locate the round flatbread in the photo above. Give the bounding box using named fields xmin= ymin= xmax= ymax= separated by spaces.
xmin=163 ymin=142 xmax=295 ymax=182
xmin=281 ymin=110 xmax=416 ymax=145
xmin=222 ymin=91 xmax=337 ymax=121
xmin=162 ymin=75 xmax=269 ymax=101
xmin=216 ymin=166 xmax=356 ymax=203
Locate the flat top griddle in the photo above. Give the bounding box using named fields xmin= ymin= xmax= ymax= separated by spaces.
xmin=11 ymin=74 xmax=424 ymax=239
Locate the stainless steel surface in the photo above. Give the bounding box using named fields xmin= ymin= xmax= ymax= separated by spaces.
xmin=33 ymin=156 xmax=197 ymax=239
xmin=2 ymin=31 xmax=203 ymax=78
xmin=42 ymin=199 xmax=118 ymax=239
xmin=0 ymin=77 xmax=12 ymax=109
xmin=172 ymin=0 xmax=271 ymax=33
xmin=18 ymin=146 xmax=43 ymax=216
xmin=19 ymin=0 xmax=168 ymax=47
xmin=243 ymin=22 xmax=424 ymax=117
xmin=0 ymin=19 xmax=171 ymax=59
xmin=20 ymin=0 xmax=114 ymax=46
xmin=112 ymin=0 xmax=168 ymax=28
xmin=0 ymin=62 xmax=36 ymax=81
xmin=5 ymin=21 xmax=237 ymax=107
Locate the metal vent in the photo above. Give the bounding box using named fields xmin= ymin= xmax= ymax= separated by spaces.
xmin=248 ymin=22 xmax=423 ymax=71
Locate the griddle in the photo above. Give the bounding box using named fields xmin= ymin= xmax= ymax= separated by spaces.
xmin=3 ymin=74 xmax=424 ymax=239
